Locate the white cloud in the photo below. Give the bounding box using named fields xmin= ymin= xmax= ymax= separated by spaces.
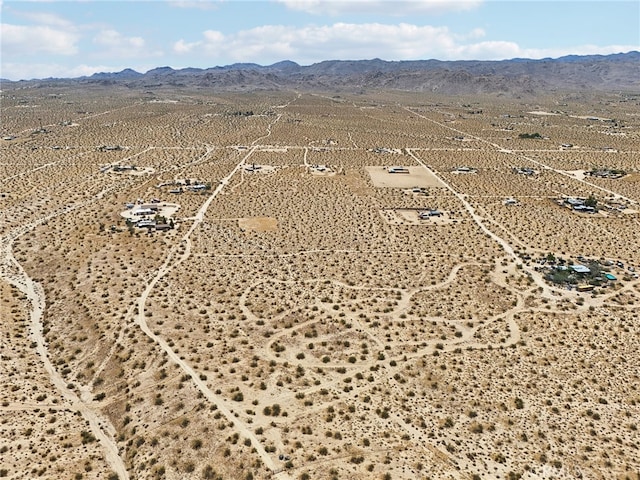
xmin=277 ymin=0 xmax=482 ymax=16
xmin=515 ymin=44 xmax=640 ymax=60
xmin=464 ymin=28 xmax=485 ymax=40
xmin=173 ymin=39 xmax=201 ymax=54
xmin=92 ymin=29 xmax=160 ymax=59
xmin=454 ymin=40 xmax=521 ymax=59
xmin=94 ymin=29 xmax=145 ymax=49
xmin=1 ymin=23 xmax=79 ymax=56
xmin=174 ymin=23 xmax=482 ymax=63
xmin=173 ymin=22 xmax=639 ymax=65
xmin=1 ymin=62 xmax=126 ymax=81
xmin=14 ymin=11 xmax=74 ymax=28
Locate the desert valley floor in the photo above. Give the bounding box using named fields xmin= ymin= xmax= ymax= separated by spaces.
xmin=1 ymin=86 xmax=639 ymax=480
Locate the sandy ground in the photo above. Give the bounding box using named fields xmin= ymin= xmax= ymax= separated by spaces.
xmin=366 ymin=166 xmax=446 ymax=188
xmin=1 ymin=87 xmax=639 ymax=480
xmin=239 ymin=217 xmax=279 ymax=232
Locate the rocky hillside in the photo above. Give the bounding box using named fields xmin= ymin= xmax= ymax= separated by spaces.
xmin=3 ymin=51 xmax=639 ymax=95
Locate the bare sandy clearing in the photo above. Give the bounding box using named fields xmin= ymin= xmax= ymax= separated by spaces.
xmin=239 ymin=216 xmax=279 ymax=232
xmin=366 ymin=165 xmax=446 ymax=188
xmin=622 ymin=172 xmax=640 ymax=182
xmin=124 ymin=166 xmax=154 ymax=175
xmin=563 ymin=169 xmax=588 ymax=179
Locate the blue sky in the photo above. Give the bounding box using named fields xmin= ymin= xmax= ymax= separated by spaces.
xmin=1 ymin=0 xmax=638 ymax=80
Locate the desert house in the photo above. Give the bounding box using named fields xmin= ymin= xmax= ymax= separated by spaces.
xmin=388 ymin=166 xmax=409 ymax=174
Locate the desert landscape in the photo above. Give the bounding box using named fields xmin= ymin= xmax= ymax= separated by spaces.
xmin=1 ymin=82 xmax=639 ymax=480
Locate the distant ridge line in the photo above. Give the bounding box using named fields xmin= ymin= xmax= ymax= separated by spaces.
xmin=2 ymin=51 xmax=639 ymax=95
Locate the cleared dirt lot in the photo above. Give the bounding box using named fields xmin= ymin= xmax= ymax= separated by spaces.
xmin=366 ymin=166 xmax=446 ymax=188
xmin=239 ymin=216 xmax=279 ymax=232
xmin=1 ymin=86 xmax=639 ymax=480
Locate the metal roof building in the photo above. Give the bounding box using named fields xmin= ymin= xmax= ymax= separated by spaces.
xmin=571 ymin=265 xmax=591 ymax=274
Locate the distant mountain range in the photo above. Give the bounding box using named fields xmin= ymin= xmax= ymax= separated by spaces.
xmin=3 ymin=52 xmax=639 ymax=95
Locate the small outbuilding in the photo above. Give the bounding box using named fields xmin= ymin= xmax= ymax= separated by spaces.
xmin=573 ymin=205 xmax=595 ymax=213
xmin=419 ymin=210 xmax=443 ymax=219
xmin=571 ymin=264 xmax=591 ymax=274
xmin=136 ymin=220 xmax=156 ymax=228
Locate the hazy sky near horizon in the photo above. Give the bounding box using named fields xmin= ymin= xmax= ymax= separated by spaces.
xmin=1 ymin=0 xmax=638 ymax=80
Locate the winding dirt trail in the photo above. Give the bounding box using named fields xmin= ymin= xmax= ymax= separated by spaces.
xmin=0 ymin=153 xmax=209 ymax=476
xmin=0 ymin=166 xmax=150 ymax=478
xmin=130 ymin=143 xmax=293 ymax=478
xmin=0 ymin=232 xmax=129 ymax=479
